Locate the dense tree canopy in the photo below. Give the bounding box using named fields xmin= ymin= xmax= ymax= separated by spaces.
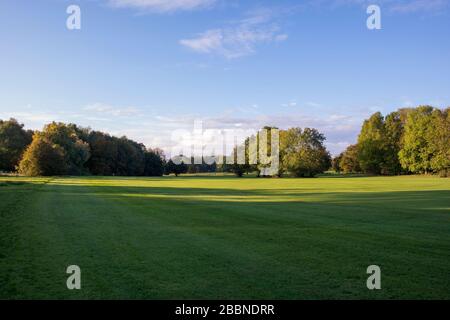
xmin=429 ymin=108 xmax=450 ymax=173
xmin=357 ymin=112 xmax=387 ymax=175
xmin=13 ymin=122 xmax=165 ymax=177
xmin=85 ymin=131 xmax=118 ymax=176
xmin=339 ymin=144 xmax=361 ymax=174
xmin=279 ymin=128 xmax=331 ymax=177
xmin=18 ymin=135 xmax=66 ymax=176
xmin=0 ymin=119 xmax=33 ymax=172
xmin=144 ymin=148 xmax=165 ymax=177
xmin=36 ymin=122 xmax=91 ymax=175
xmin=382 ymin=110 xmax=405 ymax=175
xmin=228 ymin=126 xmax=331 ymax=177
xmin=115 ymin=137 xmax=146 ymax=176
xmin=342 ymin=105 xmax=449 ymax=176
xmin=398 ymin=106 xmax=449 ymax=174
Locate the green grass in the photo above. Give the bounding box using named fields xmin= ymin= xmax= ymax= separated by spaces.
xmin=0 ymin=175 xmax=449 ymax=299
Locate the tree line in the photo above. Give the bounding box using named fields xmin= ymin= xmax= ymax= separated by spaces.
xmin=0 ymin=121 xmax=167 ymax=177
xmin=333 ymin=106 xmax=450 ymax=177
xmin=0 ymin=105 xmax=448 ymax=177
xmin=0 ymin=120 xmax=332 ymax=178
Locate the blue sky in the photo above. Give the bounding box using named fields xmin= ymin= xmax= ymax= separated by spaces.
xmin=1 ymin=0 xmax=449 ymax=155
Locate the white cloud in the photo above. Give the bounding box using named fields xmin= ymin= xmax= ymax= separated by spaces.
xmin=180 ymin=10 xmax=288 ymax=59
xmin=0 ymin=111 xmax=56 ymax=124
xmin=83 ymin=103 xmax=140 ymax=117
xmin=305 ymin=101 xmax=322 ymax=108
xmin=281 ymin=101 xmax=297 ymax=107
xmin=123 ymin=111 xmax=365 ymax=156
xmin=275 ymin=34 xmax=289 ymax=42
xmin=107 ymin=0 xmax=216 ymax=13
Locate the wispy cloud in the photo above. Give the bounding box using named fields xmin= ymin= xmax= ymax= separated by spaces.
xmin=305 ymin=101 xmax=322 ymax=108
xmin=0 ymin=111 xmax=57 ymax=124
xmin=281 ymin=100 xmax=297 ymax=108
xmin=180 ymin=9 xmax=288 ymax=59
xmin=83 ymin=103 xmax=141 ymax=117
xmin=124 ymin=110 xmax=367 ymax=156
xmin=107 ymin=0 xmax=216 ymax=13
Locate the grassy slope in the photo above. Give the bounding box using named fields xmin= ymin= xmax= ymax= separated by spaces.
xmin=0 ymin=175 xmax=449 ymax=299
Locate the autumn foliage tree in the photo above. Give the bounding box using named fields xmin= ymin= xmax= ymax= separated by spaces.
xmin=18 ymin=135 xmax=66 ymax=176
xmin=36 ymin=122 xmax=91 ymax=175
xmin=14 ymin=121 xmax=165 ymax=177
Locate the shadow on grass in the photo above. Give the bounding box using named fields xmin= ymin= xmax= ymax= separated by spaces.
xmin=16 ymin=180 xmax=447 ymax=213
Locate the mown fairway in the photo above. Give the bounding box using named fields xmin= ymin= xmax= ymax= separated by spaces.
xmin=0 ymin=175 xmax=449 ymax=299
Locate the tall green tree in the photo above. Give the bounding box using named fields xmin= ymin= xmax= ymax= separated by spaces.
xmin=144 ymin=148 xmax=165 ymax=176
xmin=429 ymin=107 xmax=450 ymax=174
xmin=339 ymin=144 xmax=361 ymax=173
xmin=280 ymin=128 xmax=331 ymax=177
xmin=399 ymin=106 xmax=436 ymax=173
xmin=357 ymin=112 xmax=387 ymax=174
xmin=383 ymin=111 xmax=404 ymax=175
xmin=0 ymin=118 xmax=33 ymax=172
xmin=85 ymin=131 xmax=118 ymax=175
xmin=115 ymin=137 xmax=145 ymax=176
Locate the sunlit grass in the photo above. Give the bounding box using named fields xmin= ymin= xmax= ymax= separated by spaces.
xmin=0 ymin=175 xmax=449 ymax=299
